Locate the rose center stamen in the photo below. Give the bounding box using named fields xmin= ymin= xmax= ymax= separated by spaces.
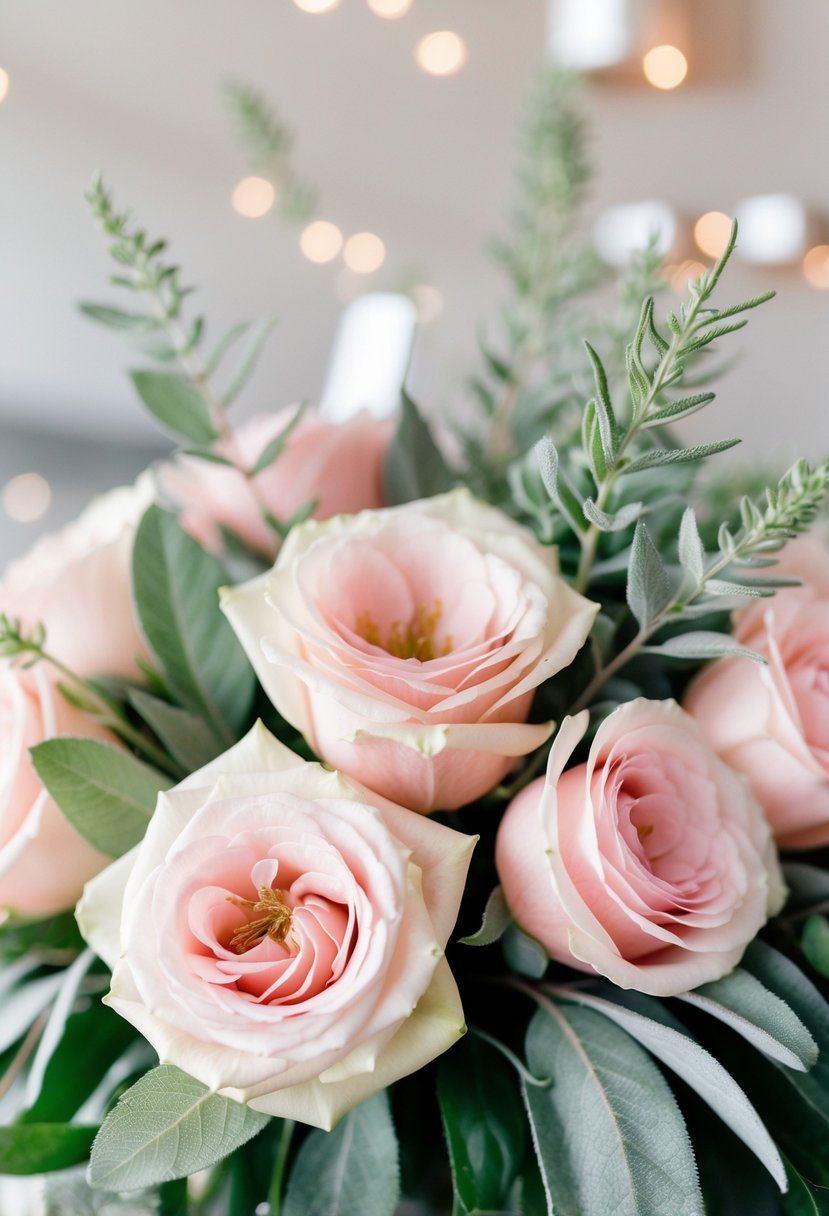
xmin=226 ymin=886 xmax=293 ymax=954
xmin=356 ymin=599 xmax=452 ymax=661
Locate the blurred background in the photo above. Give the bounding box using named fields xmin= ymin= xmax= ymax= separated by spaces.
xmin=2 ymin=0 xmax=828 ymax=566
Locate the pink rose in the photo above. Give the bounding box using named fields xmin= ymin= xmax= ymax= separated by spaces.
xmin=78 ymin=723 xmax=476 ymax=1130
xmin=160 ymin=408 xmax=391 ymax=558
xmin=685 ymin=536 xmax=829 ymax=849
xmin=0 ymin=481 xmax=150 ymax=918
xmin=221 ymin=489 xmax=599 ymax=813
xmin=495 ymin=699 xmax=784 ymax=996
xmin=0 ymin=665 xmax=114 ymax=919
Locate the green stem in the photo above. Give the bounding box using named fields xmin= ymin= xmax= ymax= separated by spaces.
xmin=267 ymin=1119 xmax=296 ymax=1216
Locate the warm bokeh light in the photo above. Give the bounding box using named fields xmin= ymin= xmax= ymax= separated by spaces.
xmin=666 ymin=260 xmax=707 ymax=293
xmin=642 ymin=44 xmax=688 ymax=90
xmin=0 ymin=68 xmax=9 ymax=104
xmin=803 ymin=245 xmax=829 ymax=290
xmin=367 ymin=0 xmax=412 ymax=17
xmin=300 ymin=220 xmax=343 ymax=264
xmin=693 ymin=212 xmax=733 ymax=259
xmin=292 ymin=0 xmax=340 ymax=12
xmin=343 ymin=232 xmax=386 ymax=274
xmin=411 ymin=284 xmax=444 ymax=323
xmin=3 ymin=473 xmax=52 ymax=523
xmin=415 ymin=31 xmax=467 ymax=76
xmin=231 ymin=176 xmax=276 ymax=219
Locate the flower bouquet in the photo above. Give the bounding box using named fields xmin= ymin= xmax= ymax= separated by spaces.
xmin=2 ymin=71 xmax=829 ymax=1216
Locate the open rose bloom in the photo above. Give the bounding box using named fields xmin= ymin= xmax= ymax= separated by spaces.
xmin=496 ymin=699 xmax=785 ymax=996
xmin=160 ymin=408 xmax=391 ymax=559
xmin=0 ymin=482 xmax=150 ymax=919
xmin=79 ymin=722 xmax=475 ymax=1129
xmin=686 ymin=536 xmax=829 ymax=849
xmin=222 ymin=489 xmax=598 ymax=813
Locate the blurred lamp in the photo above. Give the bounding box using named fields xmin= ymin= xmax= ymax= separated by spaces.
xmin=593 ymin=200 xmax=678 ymax=267
xmin=320 ymin=293 xmax=417 ymax=422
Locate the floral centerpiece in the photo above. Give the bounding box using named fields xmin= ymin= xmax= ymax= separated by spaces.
xmin=2 ymin=72 xmax=829 ymax=1216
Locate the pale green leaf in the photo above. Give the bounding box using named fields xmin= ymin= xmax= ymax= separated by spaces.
xmin=460 ymin=886 xmax=510 ymax=946
xmin=626 ymin=521 xmax=672 ymax=629
xmin=129 ymin=370 xmax=217 ymax=444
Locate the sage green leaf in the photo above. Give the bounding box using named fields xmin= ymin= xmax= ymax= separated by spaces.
xmin=523 ymin=1003 xmax=704 ymax=1216
xmin=220 ymin=316 xmax=278 ymax=406
xmin=283 ymin=1092 xmax=399 ymax=1216
xmin=742 ymin=941 xmax=829 ymax=1058
xmin=460 ymin=885 xmax=510 ymax=946
xmin=551 ymin=986 xmax=786 ymax=1191
xmin=783 ymin=862 xmax=829 ymax=916
xmin=643 ymin=632 xmax=764 ymax=662
xmin=502 ymin=923 xmax=548 ymax=979
xmin=581 ymin=497 xmax=643 ymax=533
xmin=79 ymin=303 xmax=159 ymax=333
xmin=128 ymin=689 xmax=220 ymax=773
xmin=535 ymin=436 xmax=587 ymax=535
xmin=438 ymin=1036 xmax=526 ymax=1214
xmin=383 ymin=391 xmax=456 ymax=506
xmin=129 ymin=370 xmax=217 ymax=444
xmin=802 ymin=915 xmax=829 ymax=979
xmin=249 ymin=401 xmax=308 ymax=475
xmin=678 ymin=968 xmax=818 ymax=1071
xmin=30 ymin=737 xmax=170 ymax=858
xmin=626 ymin=521 xmax=672 ymax=629
xmin=0 ymin=1124 xmax=97 ymax=1175
xmin=624 ymin=438 xmax=739 ymax=476
xmin=88 ymin=1064 xmax=270 ymax=1191
xmin=640 ymin=393 xmax=715 ymax=430
xmin=677 ymin=507 xmax=705 ymax=583
xmin=132 ymin=506 xmax=255 ymax=743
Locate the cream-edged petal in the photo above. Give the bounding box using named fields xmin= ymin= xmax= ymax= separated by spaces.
xmin=347 ymin=719 xmax=554 ymax=758
xmin=76 ymin=848 xmax=139 ymax=968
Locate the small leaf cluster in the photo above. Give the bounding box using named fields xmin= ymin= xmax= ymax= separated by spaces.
xmin=224 ymin=80 xmax=317 ymax=223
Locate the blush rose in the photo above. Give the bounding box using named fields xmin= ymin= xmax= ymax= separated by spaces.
xmin=0 ymin=481 xmax=151 ymax=919
xmin=78 ymin=722 xmax=476 ymax=1130
xmin=159 ymin=408 xmax=391 ymax=558
xmin=221 ymin=489 xmax=599 ymax=813
xmin=495 ymin=699 xmax=785 ymax=996
xmin=685 ymin=536 xmax=829 ymax=849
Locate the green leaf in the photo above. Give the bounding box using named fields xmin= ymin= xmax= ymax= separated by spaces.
xmin=783 ymin=1154 xmax=829 ymax=1215
xmin=220 ymin=316 xmax=278 ymax=406
xmin=502 ymin=923 xmax=548 ymax=979
xmin=0 ymin=1124 xmax=97 ymax=1175
xmin=642 ymin=632 xmax=765 ymax=662
xmin=88 ymin=1064 xmax=270 ymax=1191
xmin=249 ymin=401 xmax=309 ymax=475
xmin=582 ymin=497 xmax=643 ymax=533
xmin=30 ymin=737 xmax=170 ymax=858
xmin=132 ymin=506 xmax=256 ymax=743
xmin=129 ymin=370 xmax=217 ymax=444
xmin=460 ymin=885 xmax=510 ymax=946
xmin=623 ymin=438 xmax=740 ymax=476
xmin=801 ymin=916 xmax=829 ymax=978
xmin=742 ymin=941 xmax=829 ymax=1059
xmin=524 ymin=1003 xmax=704 ymax=1216
xmin=640 ymin=393 xmax=715 ymax=429
xmin=677 ymin=507 xmax=705 ymax=584
xmin=128 ymin=689 xmax=220 ymax=773
xmin=782 ymin=863 xmax=829 ymax=916
xmin=438 ymin=1036 xmax=526 ymax=1214
xmin=283 ymin=1092 xmax=400 ymax=1216
xmin=583 ymin=341 xmax=619 ymax=461
xmin=0 ymin=971 xmax=63 ymax=1054
xmin=678 ymin=968 xmax=818 ymax=1071
xmin=383 ymin=391 xmax=456 ymax=506
xmin=535 ymin=436 xmax=587 ymax=535
xmin=552 ymin=985 xmax=786 ymax=1191
xmin=79 ymin=303 xmax=159 ymax=333
xmin=626 ymin=521 xmax=672 ymax=629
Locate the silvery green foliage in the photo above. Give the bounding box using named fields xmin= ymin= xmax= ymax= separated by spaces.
xmin=224 ymin=80 xmax=317 ymax=223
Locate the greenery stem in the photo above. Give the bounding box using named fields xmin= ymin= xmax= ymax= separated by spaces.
xmin=267 ymin=1119 xmax=296 ymax=1216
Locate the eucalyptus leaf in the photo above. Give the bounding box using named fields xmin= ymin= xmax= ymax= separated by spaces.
xmin=129 ymin=370 xmax=217 ymax=444
xmin=502 ymin=923 xmax=548 ymax=979
xmin=626 ymin=521 xmax=672 ymax=629
xmin=678 ymin=968 xmax=817 ymax=1071
xmin=460 ymin=885 xmax=510 ymax=946
xmin=30 ymin=737 xmax=170 ymax=858
xmin=524 ymin=1003 xmax=704 ymax=1216
xmin=550 ymin=985 xmax=786 ymax=1191
xmin=438 ymin=1036 xmax=526 ymax=1214
xmin=283 ymin=1092 xmax=399 ymax=1216
xmin=132 ymin=506 xmax=255 ymax=743
xmin=88 ymin=1064 xmax=270 ymax=1191
xmin=128 ymin=689 xmax=220 ymax=773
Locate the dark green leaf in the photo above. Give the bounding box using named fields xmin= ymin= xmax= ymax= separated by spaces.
xmin=502 ymin=923 xmax=548 ymax=979
xmin=801 ymin=916 xmax=829 ymax=978
xmin=524 ymin=1003 xmax=703 ymax=1216
xmin=128 ymin=689 xmax=220 ymax=773
xmin=0 ymin=1124 xmax=97 ymax=1174
xmin=132 ymin=506 xmax=255 ymax=742
xmin=383 ymin=391 xmax=455 ymax=505
xmin=30 ymin=737 xmax=170 ymax=858
xmin=129 ymin=370 xmax=217 ymax=444
xmin=438 ymin=1036 xmax=526 ymax=1214
xmin=89 ymin=1064 xmax=270 ymax=1191
xmin=283 ymin=1092 xmax=400 ymax=1216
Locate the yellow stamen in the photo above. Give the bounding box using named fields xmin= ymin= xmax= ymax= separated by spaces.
xmin=226 ymin=886 xmax=293 ymax=954
xmin=356 ymin=600 xmax=452 ymax=661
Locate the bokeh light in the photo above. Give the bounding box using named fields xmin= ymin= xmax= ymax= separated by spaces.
xmin=231 ymin=177 xmax=276 ymax=219
xmin=642 ymin=45 xmax=688 ymax=90
xmin=415 ymin=31 xmax=467 ymax=76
